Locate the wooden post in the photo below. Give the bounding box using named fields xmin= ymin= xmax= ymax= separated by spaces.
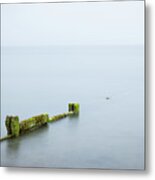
xmin=1 ymin=103 xmax=80 ymax=141
xmin=5 ymin=116 xmax=12 ymax=135
xmin=68 ymin=103 xmax=79 ymax=114
xmin=11 ymin=116 xmax=20 ymax=137
xmin=5 ymin=116 xmax=20 ymax=137
xmin=19 ymin=114 xmax=49 ymax=134
xmin=1 ymin=114 xmax=49 ymax=141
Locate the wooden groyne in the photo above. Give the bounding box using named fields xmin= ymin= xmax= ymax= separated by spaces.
xmin=0 ymin=103 xmax=79 ymax=142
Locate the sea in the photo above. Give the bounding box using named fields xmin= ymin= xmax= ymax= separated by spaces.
xmin=1 ymin=45 xmax=144 ymax=169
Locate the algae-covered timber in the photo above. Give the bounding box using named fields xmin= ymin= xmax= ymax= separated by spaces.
xmin=19 ymin=114 xmax=49 ymax=134
xmin=5 ymin=116 xmax=20 ymax=137
xmin=0 ymin=103 xmax=79 ymax=142
xmin=68 ymin=103 xmax=79 ymax=114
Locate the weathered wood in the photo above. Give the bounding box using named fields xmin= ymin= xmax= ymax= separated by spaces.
xmin=48 ymin=111 xmax=74 ymax=123
xmin=5 ymin=116 xmax=20 ymax=137
xmin=68 ymin=103 xmax=79 ymax=114
xmin=0 ymin=114 xmax=49 ymax=141
xmin=0 ymin=103 xmax=80 ymax=141
xmin=5 ymin=116 xmax=12 ymax=135
xmin=19 ymin=114 xmax=49 ymax=134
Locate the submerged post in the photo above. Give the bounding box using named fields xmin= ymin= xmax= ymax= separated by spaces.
xmin=68 ymin=103 xmax=79 ymax=114
xmin=5 ymin=116 xmax=20 ymax=137
xmin=5 ymin=116 xmax=13 ymax=135
xmin=11 ymin=116 xmax=20 ymax=137
xmin=0 ymin=103 xmax=80 ymax=141
xmin=19 ymin=114 xmax=49 ymax=134
xmin=48 ymin=103 xmax=80 ymax=122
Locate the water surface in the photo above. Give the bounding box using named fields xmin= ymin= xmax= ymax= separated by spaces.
xmin=1 ymin=45 xmax=144 ymax=169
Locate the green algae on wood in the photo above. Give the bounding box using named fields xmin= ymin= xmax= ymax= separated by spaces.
xmin=5 ymin=116 xmax=20 ymax=137
xmin=11 ymin=116 xmax=20 ymax=137
xmin=68 ymin=103 xmax=79 ymax=114
xmin=0 ymin=114 xmax=49 ymax=141
xmin=48 ymin=111 xmax=74 ymax=123
xmin=19 ymin=114 xmax=49 ymax=134
xmin=48 ymin=103 xmax=80 ymax=123
xmin=0 ymin=103 xmax=80 ymax=141
xmin=5 ymin=116 xmax=13 ymax=135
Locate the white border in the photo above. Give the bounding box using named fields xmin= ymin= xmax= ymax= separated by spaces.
xmin=1 ymin=0 xmax=155 ymax=179
xmin=0 ymin=0 xmax=145 ymax=4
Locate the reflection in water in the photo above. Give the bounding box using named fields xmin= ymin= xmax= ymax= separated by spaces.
xmin=19 ymin=124 xmax=49 ymax=140
xmin=2 ymin=125 xmax=49 ymax=164
xmin=68 ymin=113 xmax=80 ymax=129
xmin=6 ymin=138 xmax=20 ymax=155
xmin=68 ymin=113 xmax=80 ymax=119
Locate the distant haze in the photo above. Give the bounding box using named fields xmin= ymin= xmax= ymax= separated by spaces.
xmin=1 ymin=1 xmax=144 ymax=46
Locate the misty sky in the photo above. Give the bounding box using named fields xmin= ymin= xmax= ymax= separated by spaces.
xmin=1 ymin=1 xmax=144 ymax=46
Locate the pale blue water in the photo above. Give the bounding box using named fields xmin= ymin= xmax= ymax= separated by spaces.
xmin=1 ymin=45 xmax=144 ymax=169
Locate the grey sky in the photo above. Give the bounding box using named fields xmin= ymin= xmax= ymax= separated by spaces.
xmin=1 ymin=1 xmax=144 ymax=46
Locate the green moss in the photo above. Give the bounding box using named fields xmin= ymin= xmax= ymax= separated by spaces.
xmin=19 ymin=114 xmax=49 ymax=134
xmin=48 ymin=113 xmax=69 ymax=122
xmin=68 ymin=103 xmax=79 ymax=114
xmin=5 ymin=116 xmax=20 ymax=137
xmin=10 ymin=116 xmax=20 ymax=137
xmin=2 ymin=103 xmax=80 ymax=141
xmin=48 ymin=103 xmax=80 ymax=123
xmin=5 ymin=116 xmax=12 ymax=135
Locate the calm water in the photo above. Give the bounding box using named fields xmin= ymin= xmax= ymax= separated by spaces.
xmin=1 ymin=45 xmax=144 ymax=169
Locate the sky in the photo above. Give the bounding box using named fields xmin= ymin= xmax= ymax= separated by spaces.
xmin=1 ymin=1 xmax=144 ymax=46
